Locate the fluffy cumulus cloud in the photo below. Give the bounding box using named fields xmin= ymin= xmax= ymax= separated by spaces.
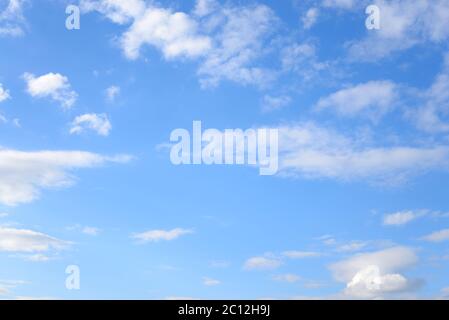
xmin=344 ymin=265 xmax=411 ymax=299
xmin=276 ymin=122 xmax=449 ymax=184
xmin=23 ymin=72 xmax=77 ymax=109
xmin=0 ymin=149 xmax=131 ymax=206
xmin=330 ymin=246 xmax=419 ymax=298
xmin=131 ymin=228 xmax=193 ymax=243
xmin=81 ymin=0 xmax=211 ymax=60
xmin=81 ymin=0 xmax=278 ymax=87
xmin=0 ymin=0 xmax=26 ymax=36
xmin=70 ymin=113 xmax=112 ymax=136
xmin=0 ymin=83 xmax=10 ymax=102
xmin=0 ymin=227 xmax=68 ymax=252
xmin=315 ymin=81 xmax=398 ymax=119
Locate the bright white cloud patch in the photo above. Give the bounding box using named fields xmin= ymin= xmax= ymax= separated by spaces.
xmin=23 ymin=72 xmax=77 ymax=109
xmin=330 ymin=246 xmax=417 ymax=283
xmin=330 ymin=247 xmax=419 ymax=298
xmin=0 ymin=0 xmax=26 ymax=36
xmin=0 ymin=149 xmax=131 ymax=206
xmin=131 ymin=228 xmax=193 ymax=243
xmin=344 ymin=265 xmax=411 ymax=299
xmin=0 ymin=227 xmax=68 ymax=252
xmin=0 ymin=83 xmax=10 ymax=102
xmin=70 ymin=113 xmax=112 ymax=136
xmin=81 ymin=0 xmax=211 ymax=60
xmin=422 ymin=229 xmax=449 ymax=242
xmin=277 ymin=122 xmax=449 ymax=184
xmin=244 ymin=256 xmax=282 ymax=270
xmin=315 ymin=81 xmax=398 ymax=119
xmin=383 ymin=210 xmax=425 ymax=226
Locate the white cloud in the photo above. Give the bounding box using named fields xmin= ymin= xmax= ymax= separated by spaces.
xmin=261 ymin=95 xmax=291 ymax=113
xmin=0 ymin=83 xmax=10 ymax=102
xmin=0 ymin=0 xmax=26 ymax=36
xmin=82 ymin=0 xmax=278 ymax=88
xmin=383 ymin=210 xmax=425 ymax=226
xmin=80 ymin=0 xmax=146 ymax=24
xmin=0 ymin=280 xmax=26 ymax=296
xmin=329 ymin=246 xmax=417 ymax=283
xmin=0 ymin=149 xmax=131 ymax=206
xmin=82 ymin=0 xmax=211 ymax=60
xmin=131 ymin=228 xmax=193 ymax=243
xmin=23 ymin=72 xmax=77 ymax=109
xmin=196 ymin=3 xmax=278 ymax=88
xmin=277 ymin=122 xmax=449 ymax=184
xmin=105 ymin=85 xmax=120 ymax=102
xmin=337 ymin=241 xmax=367 ymax=253
xmin=315 ymin=81 xmax=398 ymax=119
xmin=120 ymin=7 xmax=211 ymax=60
xmin=22 ymin=253 xmax=52 ymax=262
xmin=282 ymin=251 xmax=322 ymax=259
xmin=70 ymin=113 xmax=112 ymax=136
xmin=409 ymin=67 xmax=449 ymax=134
xmin=344 ymin=265 xmax=411 ymax=299
xmin=203 ymin=277 xmax=220 ymax=286
xmin=82 ymin=226 xmax=101 ymax=236
xmin=0 ymin=227 xmax=68 ymax=252
xmin=193 ymin=0 xmax=218 ymax=17
xmin=422 ymin=229 xmax=449 ymax=243
xmin=346 ymin=0 xmax=449 ymax=60
xmin=273 ymin=274 xmax=301 ymax=283
xmin=302 ymin=8 xmax=319 ymax=29
xmin=243 ymin=256 xmax=282 ymax=270
xmin=322 ymin=0 xmax=356 ymax=9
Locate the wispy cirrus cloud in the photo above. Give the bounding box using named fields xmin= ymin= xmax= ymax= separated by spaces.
xmin=0 ymin=227 xmax=68 ymax=253
xmin=276 ymin=122 xmax=449 ymax=184
xmin=131 ymin=228 xmax=193 ymax=243
xmin=422 ymin=229 xmax=449 ymax=243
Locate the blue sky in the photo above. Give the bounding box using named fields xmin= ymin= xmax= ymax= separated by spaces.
xmin=0 ymin=0 xmax=449 ymax=299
